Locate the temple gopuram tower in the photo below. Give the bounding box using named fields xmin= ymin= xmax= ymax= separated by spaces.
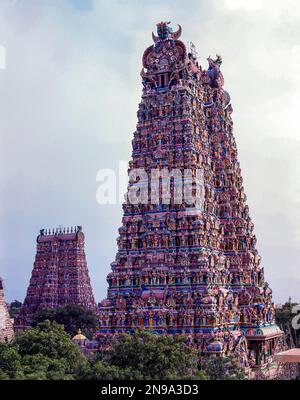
xmin=97 ymin=22 xmax=284 ymax=373
xmin=0 ymin=277 xmax=14 ymax=342
xmin=16 ymin=226 xmax=96 ymax=329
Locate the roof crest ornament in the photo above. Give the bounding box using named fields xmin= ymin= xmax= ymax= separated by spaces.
xmin=152 ymin=21 xmax=182 ymax=43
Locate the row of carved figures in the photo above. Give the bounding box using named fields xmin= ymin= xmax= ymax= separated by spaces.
xmin=120 ymin=216 xmax=253 ymax=233
xmin=98 ymin=304 xmax=274 ymax=329
xmin=117 ymin=233 xmax=256 ymax=251
xmin=107 ymin=269 xmax=265 ymax=287
xmin=98 ymin=310 xmax=239 ymax=328
xmin=39 ymin=226 xmax=82 ymax=236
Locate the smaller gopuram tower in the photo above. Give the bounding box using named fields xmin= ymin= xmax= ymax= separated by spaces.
xmin=15 ymin=226 xmax=96 ymax=329
xmin=0 ymin=277 xmax=14 ymax=342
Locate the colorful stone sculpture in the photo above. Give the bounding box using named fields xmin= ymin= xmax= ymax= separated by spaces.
xmin=15 ymin=226 xmax=96 ymax=329
xmin=97 ymin=22 xmax=284 ymax=371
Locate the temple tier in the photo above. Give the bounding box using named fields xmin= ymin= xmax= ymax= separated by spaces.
xmin=97 ymin=22 xmax=284 ymax=371
xmin=15 ymin=226 xmax=96 ymax=329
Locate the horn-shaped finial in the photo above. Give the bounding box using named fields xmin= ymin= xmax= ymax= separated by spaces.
xmin=152 ymin=22 xmax=182 ymax=43
xmin=172 ymin=24 xmax=182 ymax=40
xmin=152 ymin=31 xmax=159 ymax=43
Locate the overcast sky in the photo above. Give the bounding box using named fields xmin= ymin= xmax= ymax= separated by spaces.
xmin=0 ymin=0 xmax=299 ymax=304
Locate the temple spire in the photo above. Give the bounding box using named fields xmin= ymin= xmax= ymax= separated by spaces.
xmin=15 ymin=227 xmax=96 ymax=330
xmin=97 ymin=21 xmax=283 ymax=377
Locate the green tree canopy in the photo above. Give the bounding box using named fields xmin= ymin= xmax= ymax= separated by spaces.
xmin=9 ymin=300 xmax=22 ymax=319
xmin=0 ymin=320 xmax=89 ymax=380
xmin=0 ymin=323 xmax=249 ymax=380
xmin=201 ymin=354 xmax=246 ymax=380
xmin=275 ymin=301 xmax=300 ymax=347
xmin=0 ymin=342 xmax=23 ymax=379
xmin=87 ymin=329 xmax=208 ymax=380
xmin=31 ymin=304 xmax=97 ymax=339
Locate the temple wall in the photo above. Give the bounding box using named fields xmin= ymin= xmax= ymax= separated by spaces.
xmin=0 ymin=280 xmax=14 ymax=342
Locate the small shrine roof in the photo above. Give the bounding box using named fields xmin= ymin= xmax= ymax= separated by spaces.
xmin=275 ymin=348 xmax=300 ymax=363
xmin=72 ymin=329 xmax=87 ymax=341
xmin=245 ymin=325 xmax=283 ymax=340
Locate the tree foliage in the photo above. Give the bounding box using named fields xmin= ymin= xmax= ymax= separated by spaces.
xmin=0 ymin=320 xmax=89 ymax=380
xmin=0 ymin=342 xmax=23 ymax=380
xmin=31 ymin=305 xmax=97 ymax=339
xmin=9 ymin=300 xmax=22 ymax=319
xmin=201 ymin=354 xmax=246 ymax=380
xmin=87 ymin=329 xmax=208 ymax=380
xmin=276 ymin=301 xmax=300 ymax=347
xmin=0 ymin=324 xmax=248 ymax=380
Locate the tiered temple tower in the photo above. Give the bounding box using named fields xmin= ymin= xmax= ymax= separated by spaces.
xmin=16 ymin=226 xmax=96 ymax=329
xmin=0 ymin=277 xmax=14 ymax=342
xmin=97 ymin=22 xmax=284 ymax=371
